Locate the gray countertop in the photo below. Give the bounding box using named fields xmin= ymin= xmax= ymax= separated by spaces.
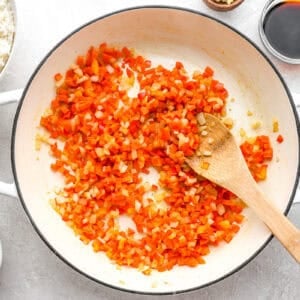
xmin=0 ymin=0 xmax=299 ymax=299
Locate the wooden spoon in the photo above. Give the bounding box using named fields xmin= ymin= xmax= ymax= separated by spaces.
xmin=186 ymin=113 xmax=300 ymax=263
xmin=203 ymin=0 xmax=245 ymax=11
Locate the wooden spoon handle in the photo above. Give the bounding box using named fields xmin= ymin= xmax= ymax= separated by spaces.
xmin=252 ymin=190 xmax=300 ymax=263
xmin=230 ymin=175 xmax=300 ymax=263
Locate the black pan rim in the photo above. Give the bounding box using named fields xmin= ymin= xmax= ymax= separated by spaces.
xmin=10 ymin=5 xmax=300 ymax=296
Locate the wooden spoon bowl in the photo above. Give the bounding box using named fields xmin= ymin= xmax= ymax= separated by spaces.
xmin=203 ymin=0 xmax=245 ymax=11
xmin=186 ymin=113 xmax=300 ymax=263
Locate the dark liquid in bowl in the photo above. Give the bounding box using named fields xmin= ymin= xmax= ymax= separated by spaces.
xmin=263 ymin=1 xmax=300 ymax=59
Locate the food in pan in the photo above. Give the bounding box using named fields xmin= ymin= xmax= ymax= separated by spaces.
xmin=38 ymin=44 xmax=274 ymax=274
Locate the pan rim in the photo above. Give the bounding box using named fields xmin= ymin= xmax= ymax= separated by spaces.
xmin=10 ymin=5 xmax=300 ymax=295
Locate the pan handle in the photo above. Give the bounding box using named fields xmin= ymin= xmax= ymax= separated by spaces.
xmin=0 ymin=88 xmax=23 ymax=198
xmin=0 ymin=182 xmax=18 ymax=198
xmin=0 ymin=88 xmax=23 ymax=105
xmin=292 ymin=92 xmax=300 ymax=113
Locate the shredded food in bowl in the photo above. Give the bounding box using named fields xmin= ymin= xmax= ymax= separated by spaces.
xmin=0 ymin=0 xmax=14 ymax=73
xmin=39 ymin=44 xmax=273 ymax=274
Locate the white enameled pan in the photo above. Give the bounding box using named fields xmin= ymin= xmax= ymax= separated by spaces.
xmin=0 ymin=6 xmax=299 ymax=295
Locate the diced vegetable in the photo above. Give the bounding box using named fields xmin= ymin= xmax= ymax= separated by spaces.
xmin=40 ymin=43 xmax=272 ymax=273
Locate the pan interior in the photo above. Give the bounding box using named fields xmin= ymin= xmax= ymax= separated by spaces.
xmin=13 ymin=7 xmax=299 ymax=294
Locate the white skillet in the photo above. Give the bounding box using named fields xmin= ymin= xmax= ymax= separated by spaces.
xmin=0 ymin=6 xmax=299 ymax=295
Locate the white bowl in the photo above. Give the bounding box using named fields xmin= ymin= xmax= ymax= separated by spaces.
xmin=0 ymin=0 xmax=17 ymax=81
